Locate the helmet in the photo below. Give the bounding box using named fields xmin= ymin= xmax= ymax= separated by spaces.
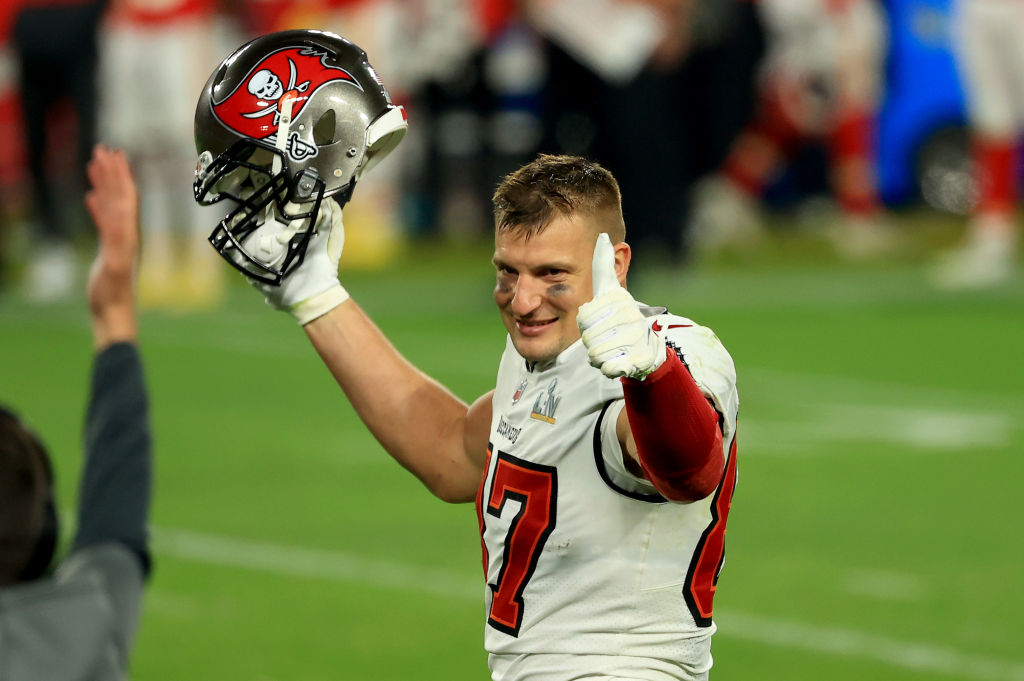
xmin=194 ymin=30 xmax=407 ymax=284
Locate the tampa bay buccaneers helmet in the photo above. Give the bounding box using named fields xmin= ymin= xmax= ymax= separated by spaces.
xmin=194 ymin=30 xmax=407 ymax=284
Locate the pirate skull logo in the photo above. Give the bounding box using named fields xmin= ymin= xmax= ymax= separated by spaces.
xmin=241 ymin=58 xmax=311 ymax=124
xmin=248 ymin=69 xmax=284 ymax=101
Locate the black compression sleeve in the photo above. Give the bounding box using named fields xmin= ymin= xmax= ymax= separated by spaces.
xmin=72 ymin=342 xmax=153 ymax=576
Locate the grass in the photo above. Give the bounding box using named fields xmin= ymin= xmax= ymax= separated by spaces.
xmin=1 ymin=208 xmax=1022 ymax=680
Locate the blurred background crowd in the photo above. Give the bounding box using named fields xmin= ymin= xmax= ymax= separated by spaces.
xmin=0 ymin=0 xmax=1018 ymax=308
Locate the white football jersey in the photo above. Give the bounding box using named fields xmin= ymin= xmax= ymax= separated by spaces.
xmin=478 ymin=306 xmax=739 ymax=681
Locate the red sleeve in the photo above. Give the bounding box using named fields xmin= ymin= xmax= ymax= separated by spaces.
xmin=621 ymin=347 xmax=724 ymax=502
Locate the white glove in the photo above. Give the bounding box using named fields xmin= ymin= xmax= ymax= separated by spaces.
xmin=250 ymin=198 xmax=349 ymax=325
xmin=576 ymin=233 xmax=666 ymax=380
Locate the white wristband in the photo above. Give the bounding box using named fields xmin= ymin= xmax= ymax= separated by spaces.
xmin=290 ymin=283 xmax=351 ymax=325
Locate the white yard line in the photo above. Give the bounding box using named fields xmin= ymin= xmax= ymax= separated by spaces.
xmin=841 ymin=569 xmax=930 ymax=602
xmin=743 ymin=367 xmax=1024 ymax=413
xmin=718 ymin=612 xmax=1024 ymax=681
xmin=740 ymin=402 xmax=1014 ymax=454
xmin=152 ymin=525 xmax=478 ymax=600
xmin=151 ymin=525 xmax=1024 ymax=681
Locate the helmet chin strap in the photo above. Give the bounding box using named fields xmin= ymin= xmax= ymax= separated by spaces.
xmin=244 ymin=91 xmax=311 ymax=269
xmin=273 ymin=92 xmax=296 ymax=173
xmin=267 ymin=92 xmax=297 ymax=224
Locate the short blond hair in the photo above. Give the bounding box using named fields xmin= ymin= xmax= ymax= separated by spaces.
xmin=492 ymin=154 xmax=626 ymax=241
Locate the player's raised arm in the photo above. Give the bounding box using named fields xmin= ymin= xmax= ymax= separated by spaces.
xmin=304 ymin=304 xmax=492 ymax=503
xmin=577 ymin=233 xmax=724 ymax=502
xmin=271 ymin=194 xmax=490 ymax=502
xmin=191 ymin=31 xmax=490 ymax=503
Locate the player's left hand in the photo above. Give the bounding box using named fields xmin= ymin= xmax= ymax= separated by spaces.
xmin=577 ymin=233 xmax=666 ymax=380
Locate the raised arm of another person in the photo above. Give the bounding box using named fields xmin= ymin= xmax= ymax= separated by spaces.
xmin=84 ymin=146 xmax=139 ymax=351
xmin=60 ymin=146 xmax=153 ymax=661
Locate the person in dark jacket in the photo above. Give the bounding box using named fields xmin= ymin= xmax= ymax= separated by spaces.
xmin=0 ymin=145 xmax=151 ymax=681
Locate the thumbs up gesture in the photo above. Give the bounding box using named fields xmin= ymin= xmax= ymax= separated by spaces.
xmin=576 ymin=234 xmax=667 ymax=380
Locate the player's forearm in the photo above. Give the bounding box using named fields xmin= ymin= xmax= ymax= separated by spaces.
xmin=304 ymin=300 xmax=483 ymax=502
xmin=622 ymin=348 xmax=724 ymax=502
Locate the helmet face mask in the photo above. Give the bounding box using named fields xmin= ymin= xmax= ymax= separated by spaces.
xmin=194 ymin=30 xmax=407 ymax=284
xmin=196 ymin=140 xmax=328 ymax=284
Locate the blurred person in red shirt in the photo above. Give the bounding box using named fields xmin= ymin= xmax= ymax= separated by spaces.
xmin=932 ymin=0 xmax=1022 ymax=289
xmin=0 ymin=2 xmax=29 ymax=288
xmin=99 ymin=0 xmax=228 ymax=309
xmin=689 ymin=0 xmax=893 ymax=260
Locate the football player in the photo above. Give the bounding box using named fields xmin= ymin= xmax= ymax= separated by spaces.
xmin=99 ymin=0 xmax=226 ymax=309
xmin=932 ymin=0 xmax=1022 ymax=288
xmin=690 ymin=0 xmax=893 ymax=259
xmin=195 ymin=30 xmax=738 ymax=681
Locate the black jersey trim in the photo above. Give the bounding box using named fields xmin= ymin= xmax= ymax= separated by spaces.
xmin=682 ymin=429 xmax=738 ymax=627
xmin=592 ymin=400 xmax=667 ymax=503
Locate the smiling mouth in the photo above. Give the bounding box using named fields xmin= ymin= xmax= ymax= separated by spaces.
xmin=515 ymin=318 xmax=557 ymax=336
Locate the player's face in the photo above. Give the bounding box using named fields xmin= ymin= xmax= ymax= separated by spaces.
xmin=492 ymin=215 xmax=597 ymax=364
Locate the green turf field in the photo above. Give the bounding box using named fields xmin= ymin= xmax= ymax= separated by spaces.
xmin=2 ymin=211 xmax=1022 ymax=680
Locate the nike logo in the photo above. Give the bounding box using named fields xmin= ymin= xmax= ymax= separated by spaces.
xmin=651 ymin=321 xmax=692 ymax=332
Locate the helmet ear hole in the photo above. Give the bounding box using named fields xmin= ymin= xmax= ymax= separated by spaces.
xmin=313 ymin=109 xmax=336 ymax=146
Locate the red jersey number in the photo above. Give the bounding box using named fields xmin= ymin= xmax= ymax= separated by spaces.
xmin=479 ymin=450 xmax=557 ymax=637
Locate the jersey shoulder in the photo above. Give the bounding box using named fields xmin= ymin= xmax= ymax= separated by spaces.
xmin=645 ymin=309 xmax=733 ymax=368
xmin=642 ymin=306 xmax=739 ymax=423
